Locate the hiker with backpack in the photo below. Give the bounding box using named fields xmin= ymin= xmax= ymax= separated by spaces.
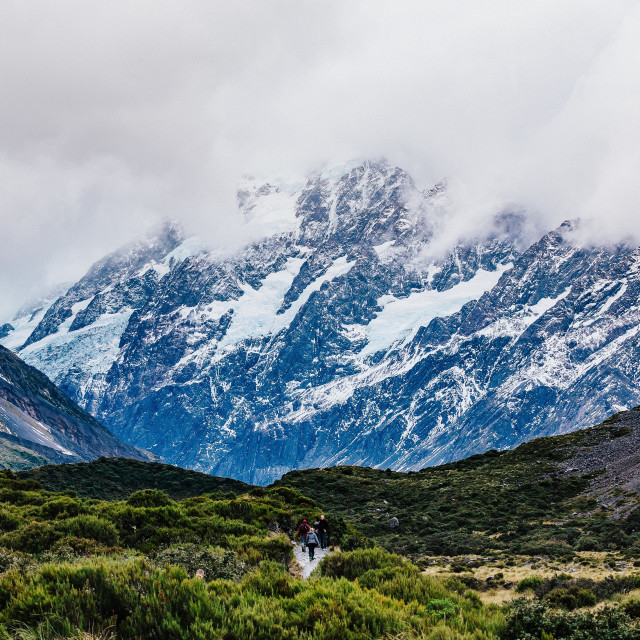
xmin=306 ymin=528 xmax=320 ymax=560
xmin=297 ymin=519 xmax=310 ymax=551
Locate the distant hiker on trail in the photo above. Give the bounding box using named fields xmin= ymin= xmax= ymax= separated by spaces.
xmin=317 ymin=514 xmax=328 ymax=549
xmin=297 ymin=519 xmax=310 ymax=551
xmin=306 ymin=528 xmax=320 ymax=560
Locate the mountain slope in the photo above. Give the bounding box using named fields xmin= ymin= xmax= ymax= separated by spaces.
xmin=3 ymin=160 xmax=640 ymax=483
xmin=19 ymin=456 xmax=251 ymax=500
xmin=276 ymin=407 xmax=640 ymax=559
xmin=0 ymin=344 xmax=154 ymax=468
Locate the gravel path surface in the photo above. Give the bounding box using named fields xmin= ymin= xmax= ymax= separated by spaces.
xmin=294 ymin=543 xmax=331 ymax=579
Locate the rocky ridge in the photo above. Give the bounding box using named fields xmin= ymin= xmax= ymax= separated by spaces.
xmin=2 ymin=160 xmax=640 ymax=483
xmin=0 ymin=344 xmax=154 ymax=468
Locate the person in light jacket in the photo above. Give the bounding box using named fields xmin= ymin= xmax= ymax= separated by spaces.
xmin=306 ymin=528 xmax=320 ymax=560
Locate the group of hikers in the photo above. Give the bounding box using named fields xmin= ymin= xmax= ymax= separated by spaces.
xmin=296 ymin=514 xmax=329 ymax=560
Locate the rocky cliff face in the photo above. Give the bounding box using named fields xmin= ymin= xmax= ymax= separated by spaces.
xmin=3 ymin=160 xmax=639 ymax=483
xmin=0 ymin=345 xmax=154 ymax=469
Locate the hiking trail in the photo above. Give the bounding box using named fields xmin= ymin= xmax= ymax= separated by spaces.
xmin=294 ymin=543 xmax=331 ymax=579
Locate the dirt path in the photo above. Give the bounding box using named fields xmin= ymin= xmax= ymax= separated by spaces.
xmin=294 ymin=543 xmax=331 ymax=579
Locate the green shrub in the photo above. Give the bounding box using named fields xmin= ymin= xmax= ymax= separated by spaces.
xmin=516 ymin=576 xmax=544 ymax=592
xmin=502 ymin=598 xmax=638 ymax=640
xmin=623 ymin=598 xmax=640 ymax=619
xmin=534 ymin=574 xmax=640 ymax=603
xmin=44 ymin=537 xmax=125 ymax=563
xmin=543 ymin=586 xmax=597 ymax=610
xmin=125 ymin=488 xmax=173 ymax=508
xmin=39 ymin=497 xmax=86 ymax=520
xmin=424 ymin=598 xmax=458 ymax=620
xmin=61 ymin=515 xmax=118 ymax=546
xmin=319 ymin=547 xmax=405 ymax=580
xmin=230 ymin=534 xmax=293 ymax=566
xmin=0 ymin=558 xmax=504 ymax=640
xmin=0 ymin=489 xmax=45 ymax=507
xmin=340 ymin=531 xmax=376 ymax=552
xmin=153 ymin=544 xmax=246 ymax=581
xmin=0 ymin=508 xmax=23 ymax=533
xmin=0 ymin=521 xmax=58 ymax=554
xmin=0 ymin=547 xmax=33 ymax=574
xmin=575 ymin=534 xmax=602 ymax=551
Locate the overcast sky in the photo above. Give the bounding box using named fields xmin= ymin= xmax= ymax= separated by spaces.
xmin=1 ymin=1 xmax=639 ymax=319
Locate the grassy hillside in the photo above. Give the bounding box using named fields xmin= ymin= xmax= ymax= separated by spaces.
xmin=275 ymin=408 xmax=640 ymax=561
xmin=5 ymin=406 xmax=640 ymax=638
xmin=0 ymin=469 xmax=508 ymax=639
xmin=19 ymin=457 xmax=252 ymax=500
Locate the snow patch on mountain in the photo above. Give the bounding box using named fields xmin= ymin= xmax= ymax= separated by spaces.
xmin=20 ymin=309 xmax=133 ymax=383
xmin=1 ymin=306 xmax=51 ymax=352
xmin=361 ymin=263 xmax=512 ymax=356
xmin=214 ymin=257 xmax=307 ymax=355
xmin=477 ymin=288 xmax=571 ymax=340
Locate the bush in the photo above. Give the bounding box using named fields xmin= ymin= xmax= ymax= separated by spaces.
xmin=534 ymin=574 xmax=640 ymax=603
xmin=516 ymin=576 xmax=544 ymax=592
xmin=503 ymin=598 xmax=638 ymax=640
xmin=39 ymin=497 xmax=86 ymax=520
xmin=0 ymin=547 xmax=33 ymax=574
xmin=0 ymin=508 xmax=23 ymax=533
xmin=575 ymin=534 xmax=602 ymax=551
xmin=0 ymin=522 xmax=58 ymax=554
xmin=231 ymin=534 xmax=293 ymax=566
xmin=319 ymin=547 xmax=405 ymax=580
xmin=43 ymin=537 xmax=125 ymax=563
xmin=544 ymin=586 xmax=597 ymax=610
xmin=0 ymin=558 xmax=504 ymax=640
xmin=424 ymin=598 xmax=458 ymax=620
xmin=62 ymin=516 xmax=118 ymax=547
xmin=153 ymin=544 xmax=246 ymax=581
xmin=623 ymin=598 xmax=640 ymax=619
xmin=340 ymin=531 xmax=376 ymax=552
xmin=126 ymin=489 xmax=173 ymax=508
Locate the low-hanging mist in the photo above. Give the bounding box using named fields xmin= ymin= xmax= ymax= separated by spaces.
xmin=1 ymin=1 xmax=639 ymax=319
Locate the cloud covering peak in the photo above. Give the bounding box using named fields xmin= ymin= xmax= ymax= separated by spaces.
xmin=1 ymin=1 xmax=639 ymax=318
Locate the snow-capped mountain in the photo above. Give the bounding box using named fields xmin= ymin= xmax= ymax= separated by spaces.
xmin=0 ymin=344 xmax=155 ymax=468
xmin=2 ymin=160 xmax=639 ymax=483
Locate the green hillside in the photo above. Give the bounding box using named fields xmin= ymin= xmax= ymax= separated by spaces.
xmin=276 ymin=408 xmax=640 ymax=561
xmin=0 ymin=469 xmax=508 ymax=639
xmin=3 ymin=409 xmax=640 ymax=637
xmin=19 ymin=456 xmax=252 ymax=500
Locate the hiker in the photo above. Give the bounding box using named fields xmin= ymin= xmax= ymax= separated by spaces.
xmin=297 ymin=519 xmax=310 ymax=551
xmin=195 ymin=569 xmax=205 ymax=580
xmin=307 ymin=527 xmax=320 ymax=560
xmin=316 ymin=514 xmax=329 ymax=549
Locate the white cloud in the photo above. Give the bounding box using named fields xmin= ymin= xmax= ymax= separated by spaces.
xmin=0 ymin=1 xmax=638 ymax=318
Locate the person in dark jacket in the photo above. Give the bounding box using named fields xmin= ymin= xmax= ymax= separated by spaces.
xmin=297 ymin=519 xmax=310 ymax=550
xmin=316 ymin=514 xmax=329 ymax=549
xmin=306 ymin=528 xmax=320 ymax=560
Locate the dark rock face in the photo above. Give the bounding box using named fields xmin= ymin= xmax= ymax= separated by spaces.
xmin=0 ymin=345 xmax=154 ymax=467
xmin=6 ymin=161 xmax=640 ymax=484
xmin=0 ymin=324 xmax=13 ymax=340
